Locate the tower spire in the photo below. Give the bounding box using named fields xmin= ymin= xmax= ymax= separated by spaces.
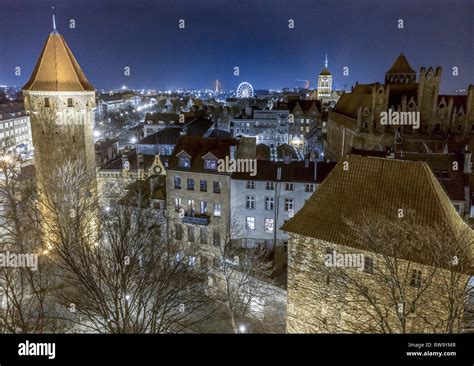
xmin=325 ymin=53 xmax=328 ymax=68
xmin=51 ymin=6 xmax=58 ymax=34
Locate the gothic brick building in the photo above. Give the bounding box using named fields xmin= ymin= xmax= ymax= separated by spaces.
xmin=325 ymin=54 xmax=474 ymax=161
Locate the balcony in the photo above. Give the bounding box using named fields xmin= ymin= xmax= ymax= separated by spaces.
xmin=182 ymin=213 xmax=210 ymax=226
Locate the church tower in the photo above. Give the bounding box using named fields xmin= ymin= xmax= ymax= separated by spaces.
xmin=317 ymin=54 xmax=332 ymax=99
xmin=22 ymin=19 xmax=96 ymax=246
xmin=385 ymin=53 xmax=416 ymax=84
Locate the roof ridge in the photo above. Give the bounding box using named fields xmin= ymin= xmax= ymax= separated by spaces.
xmin=60 ymin=35 xmax=85 ymax=92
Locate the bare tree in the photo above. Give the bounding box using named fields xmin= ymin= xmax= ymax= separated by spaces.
xmin=210 ymin=219 xmax=281 ymax=333
xmin=300 ymin=211 xmax=474 ymax=333
xmin=41 ymin=160 xmax=211 ymax=333
xmin=0 ymin=158 xmax=64 ymax=333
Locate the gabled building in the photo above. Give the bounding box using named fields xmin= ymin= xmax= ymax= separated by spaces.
xmin=282 ymin=155 xmax=474 ymax=333
xmin=166 ymin=136 xmax=254 ymax=271
xmin=230 ymin=159 xmax=336 ymax=274
xmin=325 ymin=53 xmax=474 ymax=161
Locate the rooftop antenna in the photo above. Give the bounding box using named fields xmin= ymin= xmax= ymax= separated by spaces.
xmin=324 ymin=53 xmax=328 ymax=68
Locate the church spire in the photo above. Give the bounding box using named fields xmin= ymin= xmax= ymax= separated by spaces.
xmin=325 ymin=53 xmax=328 ymax=68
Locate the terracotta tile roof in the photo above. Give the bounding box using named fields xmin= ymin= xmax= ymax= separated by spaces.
xmin=22 ymin=33 xmax=94 ymax=92
xmin=386 ymin=53 xmax=416 ymax=74
xmin=281 ymin=155 xmax=471 ymax=263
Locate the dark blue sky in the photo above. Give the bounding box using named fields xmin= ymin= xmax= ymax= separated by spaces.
xmin=1 ymin=0 xmax=472 ymax=92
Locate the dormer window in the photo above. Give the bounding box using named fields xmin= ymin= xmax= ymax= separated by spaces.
xmin=204 ymin=159 xmax=217 ymax=170
xmin=178 ymin=156 xmax=190 ymax=168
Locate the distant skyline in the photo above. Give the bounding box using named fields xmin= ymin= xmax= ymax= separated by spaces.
xmin=1 ymin=0 xmax=473 ymax=93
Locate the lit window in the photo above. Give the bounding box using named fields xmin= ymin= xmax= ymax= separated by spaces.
xmin=187 ymin=199 xmax=195 ymax=215
xmin=246 ymin=217 xmax=255 ymax=230
xmin=200 ymin=201 xmax=207 ymax=214
xmin=213 ymin=203 xmax=222 ymax=217
xmin=174 ymin=197 xmax=181 ymax=211
xmin=204 ymin=159 xmax=217 ymax=170
xmin=264 ymin=218 xmax=274 ymax=232
xmin=179 ymin=156 xmax=190 ymax=168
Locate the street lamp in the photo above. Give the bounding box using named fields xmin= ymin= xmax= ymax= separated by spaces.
xmin=238 ymin=324 xmax=247 ymax=333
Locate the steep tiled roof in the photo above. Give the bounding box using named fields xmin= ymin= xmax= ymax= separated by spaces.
xmin=281 ymin=155 xmax=471 ymax=263
xmin=168 ymin=136 xmax=238 ymax=173
xmin=184 ymin=117 xmax=213 ymax=137
xmin=319 ymin=67 xmax=331 ymax=76
xmin=333 ymin=92 xmax=372 ymax=118
xmin=256 ymin=143 xmax=271 ymax=160
xmin=23 ymin=33 xmax=94 ymax=92
xmin=386 ymin=53 xmax=416 ymax=74
xmin=139 ymin=127 xmax=181 ymax=145
xmin=102 ymin=149 xmax=156 ymax=171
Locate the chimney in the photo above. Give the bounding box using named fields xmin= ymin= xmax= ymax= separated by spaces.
xmin=277 ymin=166 xmax=282 ymax=181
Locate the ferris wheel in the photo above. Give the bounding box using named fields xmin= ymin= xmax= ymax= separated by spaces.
xmin=236 ymin=82 xmax=254 ymax=98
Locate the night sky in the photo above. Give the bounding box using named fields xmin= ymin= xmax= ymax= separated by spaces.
xmin=1 ymin=0 xmax=472 ymax=92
